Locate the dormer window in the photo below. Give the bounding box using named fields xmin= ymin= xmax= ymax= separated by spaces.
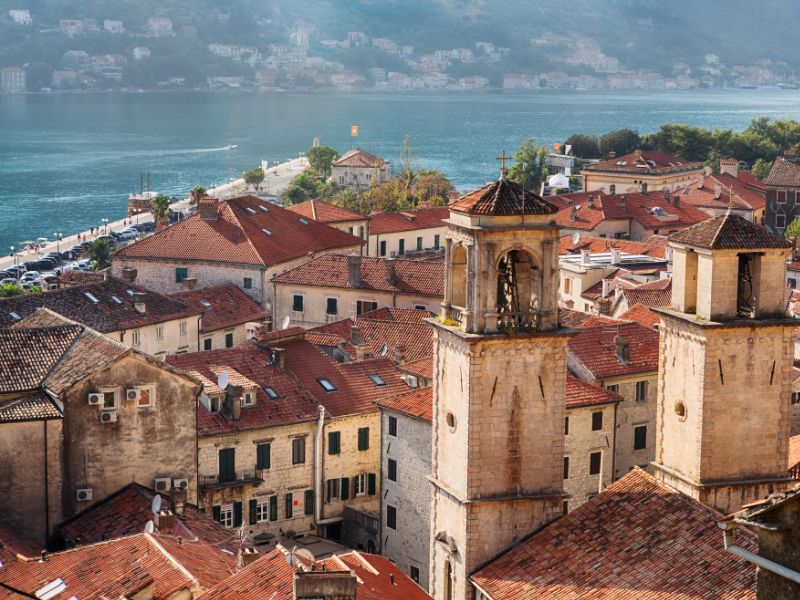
xmin=9 ymin=311 xmax=21 ymax=321
xmin=318 ymin=378 xmax=336 ymax=392
xmin=241 ymin=390 xmax=256 ymax=407
xmin=84 ymin=292 xmax=100 ymax=303
xmin=245 ymin=207 xmax=256 ymax=214
xmin=209 ymin=396 xmax=222 ymax=412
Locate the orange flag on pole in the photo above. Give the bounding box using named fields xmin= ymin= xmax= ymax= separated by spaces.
xmin=351 ymin=125 xmax=359 ymax=137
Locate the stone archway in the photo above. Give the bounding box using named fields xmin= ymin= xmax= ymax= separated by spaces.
xmin=496 ymin=248 xmax=542 ymax=332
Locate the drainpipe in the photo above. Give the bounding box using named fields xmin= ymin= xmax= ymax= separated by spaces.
xmin=314 ymin=404 xmax=325 ymax=526
xmin=720 ymin=523 xmax=800 ymax=585
xmin=43 ymin=419 xmax=49 ymax=543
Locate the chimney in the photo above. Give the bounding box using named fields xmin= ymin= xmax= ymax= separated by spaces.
xmin=350 ymin=325 xmax=361 ymax=346
xmin=237 ymin=546 xmax=260 ymax=570
xmin=719 ymin=157 xmax=739 ymax=178
xmin=157 ymin=510 xmax=175 ymax=530
xmin=580 ymin=249 xmax=592 ymax=267
xmin=271 ymin=348 xmax=286 ymax=371
xmin=121 ymin=267 xmax=137 ymax=283
xmin=348 ymin=254 xmax=362 ymax=287
xmin=602 ymin=278 xmax=613 ymax=298
xmin=198 ymin=197 xmax=219 ymax=221
xmin=610 ymin=248 xmax=622 ymax=265
xmin=620 ymin=195 xmax=625 ymax=208
xmin=133 ymin=292 xmax=147 ymax=314
xmin=570 ymin=205 xmax=578 ymax=221
xmin=447 ymin=189 xmax=460 ymax=204
xmin=170 ymin=488 xmax=187 ymax=516
xmin=614 ymin=335 xmax=630 ymax=365
xmin=293 ymin=571 xmax=357 ymax=600
xmin=714 ymin=184 xmax=722 ymax=200
xmin=696 ymin=175 xmax=704 ymax=189
xmin=40 ymin=551 xmax=46 ymax=562
xmin=673 ymin=195 xmax=680 ymax=208
xmin=392 ymin=343 xmax=406 ymax=365
xmin=181 ymin=277 xmax=197 ymax=290
xmin=225 ymin=384 xmax=243 ymax=421
xmin=386 ymin=258 xmax=398 ymax=286
xmin=608 ymin=151 xmax=616 ymax=160
xmin=609 ymin=184 xmax=616 ymax=195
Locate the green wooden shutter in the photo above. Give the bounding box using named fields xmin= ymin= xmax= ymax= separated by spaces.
xmin=285 ymin=493 xmax=293 ymax=518
xmin=328 ymin=431 xmax=340 ymax=455
xmin=269 ymin=495 xmax=277 ymax=521
xmin=257 ymin=444 xmax=270 ymax=469
xmin=249 ymin=499 xmax=258 ymax=525
xmin=233 ymin=501 xmax=243 ymax=527
xmin=304 ymin=490 xmax=314 ymax=515
xmin=340 ymin=477 xmax=350 ymax=500
xmin=212 ymin=505 xmax=221 ymax=523
xmin=358 ymin=427 xmax=369 ymax=451
xmin=368 ymin=473 xmax=376 ymax=495
xmin=352 ymin=476 xmax=358 ymax=496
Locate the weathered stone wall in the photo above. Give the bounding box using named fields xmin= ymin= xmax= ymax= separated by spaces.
xmin=605 ymin=373 xmax=658 ymax=479
xmin=564 ymin=403 xmax=615 ymax=509
xmin=110 ymin=315 xmax=201 ymax=359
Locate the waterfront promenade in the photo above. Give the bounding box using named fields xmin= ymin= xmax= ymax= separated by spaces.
xmin=0 ymin=157 xmax=308 ymax=272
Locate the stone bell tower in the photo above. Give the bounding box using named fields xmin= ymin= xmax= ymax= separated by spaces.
xmin=429 ymin=162 xmax=569 ymax=600
xmin=653 ymin=212 xmax=795 ymax=515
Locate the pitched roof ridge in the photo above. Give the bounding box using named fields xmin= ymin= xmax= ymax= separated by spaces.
xmin=346 ymin=549 xmax=380 ymax=575
xmin=145 ymin=532 xmax=200 ymax=587
xmin=226 ymin=198 xmax=268 ymax=267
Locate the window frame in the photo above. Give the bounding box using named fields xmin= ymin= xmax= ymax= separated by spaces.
xmin=328 ymin=430 xmax=341 ymax=455
xmin=357 ymin=427 xmax=369 ymax=451
xmin=243 ymin=277 xmax=253 ymax=290
xmin=241 ymin=390 xmax=256 ymax=407
xmin=589 ymin=451 xmax=602 ymax=475
xmin=135 ymin=385 xmax=156 ymax=409
xmin=292 ymin=294 xmax=304 ymax=312
xmin=175 ymin=267 xmax=188 ymax=283
xmin=634 ymin=425 xmax=648 ymax=451
xmin=225 ymin=332 xmax=234 ymax=348
xmin=326 ymin=478 xmax=341 ymax=501
xmin=355 ymin=473 xmax=366 ymax=496
xmin=563 ymin=456 xmax=570 ymax=479
xmin=326 ymin=297 xmax=338 ymax=316
xmin=100 ymin=387 xmax=119 ymax=411
xmin=256 ymin=443 xmax=271 ymax=469
xmin=388 ymin=415 xmax=397 ymax=437
xmin=635 ymin=380 xmax=648 ymax=403
xmin=318 ymin=378 xmax=337 ymax=392
xmin=219 ymin=503 xmax=234 ymax=528
xmin=203 ymin=337 xmax=212 ymax=350
xmin=292 ymin=437 xmax=306 ymax=465
xmin=131 ymin=330 xmax=141 ymax=347
xmin=388 ymin=458 xmax=397 ymax=482
xmin=255 ymin=498 xmax=270 ymax=523
xmin=179 ymin=320 xmax=187 ymax=337
xmin=398 ymin=238 xmax=405 ymax=255
xmin=387 ymin=504 xmax=397 ymax=529
xmin=155 ymin=325 xmax=164 ymax=341
xmin=416 ymin=236 xmax=423 ymax=251
xmin=591 ymin=411 xmax=603 ymax=431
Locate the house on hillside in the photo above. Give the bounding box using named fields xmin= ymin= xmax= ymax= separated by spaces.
xmin=331 ymin=148 xmax=391 ymax=192
xmin=580 ymin=149 xmax=704 ymax=194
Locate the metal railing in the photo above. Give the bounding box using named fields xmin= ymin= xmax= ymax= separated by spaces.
xmin=200 ymin=468 xmax=263 ymax=491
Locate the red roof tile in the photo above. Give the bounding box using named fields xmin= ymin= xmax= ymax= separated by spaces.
xmin=620 ymin=277 xmax=673 ymax=309
xmin=559 ymin=234 xmax=667 ymax=258
xmin=115 ymin=196 xmax=363 ymax=267
xmin=449 ymin=179 xmax=559 ymax=216
xmin=581 ymin=150 xmax=703 ymax=175
xmin=0 ymin=528 xmax=44 ymax=559
xmin=375 ymin=387 xmax=432 ymax=421
xmin=619 ymin=303 xmax=661 ymax=329
xmin=471 ymin=469 xmax=756 ymax=600
xmin=559 ymin=309 xmax=619 ymax=329
xmin=272 ymin=254 xmax=443 ymax=297
xmin=333 ymin=148 xmax=385 ymax=168
xmin=669 ymin=212 xmax=791 ymax=250
xmin=171 ymin=283 xmax=268 ymax=332
xmin=288 ymin=199 xmax=366 ymax=223
xmin=0 ymin=391 xmax=62 ymax=423
xmin=568 ymin=321 xmax=659 ymax=379
xmin=398 ymin=356 xmax=433 ymax=379
xmin=566 ymin=374 xmax=622 ymax=408
xmin=368 ymin=207 xmax=449 ymax=235
xmin=765 ymin=155 xmax=800 ymax=187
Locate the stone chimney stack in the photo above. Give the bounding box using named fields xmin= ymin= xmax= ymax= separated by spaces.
xmin=348 ymin=254 xmax=362 ymax=287
xmin=133 ymin=292 xmax=147 ymax=314
xmin=610 ymin=248 xmax=622 ymax=265
xmin=392 ymin=343 xmax=406 ymax=365
xmin=581 ymin=249 xmax=592 ymax=267
xmin=156 ymin=510 xmax=175 ymax=530
xmin=237 ymin=546 xmax=260 ymax=570
xmin=293 ymin=570 xmax=357 ymax=600
xmin=170 ymin=488 xmax=187 ymax=516
xmin=198 ymin=197 xmax=220 ymax=221
xmin=181 ymin=277 xmax=197 ymax=290
xmin=602 ymin=279 xmax=613 ymax=298
xmin=719 ymin=157 xmax=739 ymax=178
xmin=386 ymin=258 xmax=398 ymax=286
xmin=608 ymin=151 xmax=616 ymax=160
xmin=714 ymin=184 xmax=722 ymax=200
xmin=121 ymin=267 xmax=137 ymax=283
xmin=614 ymin=335 xmax=630 ymax=365
xmin=350 ymin=325 xmax=361 ymax=346
xmin=271 ymin=348 xmax=286 ymax=371
xmin=225 ymin=384 xmax=243 ymax=421
xmin=447 ymin=189 xmax=460 ymax=204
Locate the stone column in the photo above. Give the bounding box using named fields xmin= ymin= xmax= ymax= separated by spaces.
xmin=441 ymin=238 xmax=453 ymax=320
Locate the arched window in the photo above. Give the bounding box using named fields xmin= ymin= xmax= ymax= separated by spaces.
xmin=496 ymin=249 xmax=541 ymax=332
xmin=450 ymin=244 xmax=467 ymax=308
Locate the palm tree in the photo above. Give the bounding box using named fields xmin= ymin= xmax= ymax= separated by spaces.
xmin=189 ymin=185 xmax=207 ymax=206
xmin=150 ymin=193 xmax=171 ymax=230
xmin=84 ymin=239 xmax=112 ymax=270
xmin=0 ymin=282 xmax=26 ymax=297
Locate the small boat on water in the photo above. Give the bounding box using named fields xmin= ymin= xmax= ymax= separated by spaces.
xmin=224 ymin=144 xmax=238 ymax=150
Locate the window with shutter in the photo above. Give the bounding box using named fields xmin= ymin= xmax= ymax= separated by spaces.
xmin=256 ymin=443 xmax=270 ymax=469
xmin=218 ymin=448 xmax=235 ymax=482
xmin=340 ymin=477 xmax=350 ymax=500
xmin=328 ymin=431 xmax=341 ymax=455
xmin=368 ymin=472 xmax=376 ymax=495
xmin=304 ymin=490 xmax=314 ymax=515
xmin=388 ymin=416 xmax=397 ymax=437
xmin=249 ymin=499 xmax=258 ymax=525
xmin=269 ymin=495 xmax=278 ymax=521
xmin=388 ymin=459 xmax=397 ymax=482
xmin=634 ymin=425 xmax=647 ymax=450
xmin=285 ymin=493 xmax=293 ymax=518
xmin=212 ymin=505 xmax=221 ymax=523
xmin=357 ymin=427 xmax=369 ymax=451
xmin=387 ymin=505 xmax=397 ymax=529
xmin=233 ymin=501 xmax=243 ymax=527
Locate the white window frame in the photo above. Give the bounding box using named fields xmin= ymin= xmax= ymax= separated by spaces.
xmin=327 ymin=478 xmax=341 ymax=501
xmin=292 ymin=294 xmax=304 ymax=313
xmin=219 ymin=503 xmax=234 ymax=528
xmin=777 ymin=190 xmax=787 ymax=204
xmin=255 ymin=499 xmax=270 ymax=523
xmin=635 ymin=380 xmax=648 ymax=403
xmin=241 ymin=390 xmax=256 ymax=407
xmin=155 ymin=325 xmax=164 ymax=341
xmin=179 ymin=321 xmax=187 ymax=336
xmin=355 ymin=473 xmax=366 ymax=496
xmin=209 ymin=396 xmax=223 ymax=413
xmin=131 ymin=330 xmax=141 ymax=347
xmin=100 ymin=387 xmax=119 ymax=411
xmin=134 ymin=385 xmax=156 ymax=409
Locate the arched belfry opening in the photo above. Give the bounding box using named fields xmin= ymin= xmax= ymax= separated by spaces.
xmin=496 ymin=248 xmax=541 ymax=332
xmin=450 ymin=244 xmax=467 ymax=309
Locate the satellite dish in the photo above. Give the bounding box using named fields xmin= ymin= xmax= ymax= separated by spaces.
xmin=281 ymin=315 xmax=291 ymax=330
xmin=217 ymin=371 xmax=229 ymax=391
xmin=571 ymin=232 xmax=580 ymax=245
xmin=151 ymin=494 xmax=162 ymax=514
xmin=144 ymin=520 xmax=155 ymax=534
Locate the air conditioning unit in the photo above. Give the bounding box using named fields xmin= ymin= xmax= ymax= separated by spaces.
xmin=100 ymin=410 xmax=118 ymax=423
xmin=172 ymin=478 xmax=189 ymax=491
xmin=76 ymin=488 xmax=92 ymax=502
xmin=153 ymin=477 xmax=172 ymax=493
xmin=126 ymin=388 xmax=142 ymax=402
xmin=87 ymin=393 xmax=104 ymax=406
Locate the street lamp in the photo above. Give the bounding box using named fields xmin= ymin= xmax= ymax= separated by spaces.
xmin=101 ymin=218 xmax=109 ymax=234
xmin=53 ymin=231 xmax=63 ymax=254
xmin=9 ymin=246 xmax=16 ymax=271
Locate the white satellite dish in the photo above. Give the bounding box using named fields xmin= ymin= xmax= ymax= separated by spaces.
xmin=144 ymin=520 xmax=155 ymax=534
xmin=217 ymin=371 xmax=229 ymax=391
xmin=151 ymin=494 xmax=162 ymax=514
xmin=571 ymin=232 xmax=580 ymax=245
xmin=281 ymin=315 xmax=291 ymax=330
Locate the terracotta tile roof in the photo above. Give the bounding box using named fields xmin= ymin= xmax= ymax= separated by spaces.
xmin=669 ymin=212 xmax=791 ymax=250
xmin=0 ymin=276 xmax=202 ymax=331
xmin=115 ymin=196 xmax=363 ymax=267
xmin=581 ymin=150 xmax=703 ymax=174
xmin=559 ymin=308 xmax=620 ymax=329
xmin=765 ymin=155 xmax=800 ymax=187
xmin=620 ymin=277 xmax=672 ymax=309
xmin=375 ymin=387 xmax=432 ymax=421
xmin=58 ymin=482 xmax=236 ymax=551
xmin=324 ymin=551 xmax=431 ymax=600
xmin=57 ymin=269 xmax=106 ymax=287
xmin=0 ymin=391 xmax=62 ymax=423
xmin=471 ymin=468 xmax=756 ymax=600
xmin=708 ymin=173 xmax=766 ymax=210
xmin=361 ymin=306 xmax=435 ymax=323
xmin=559 ymin=234 xmax=668 ymax=258
xmin=398 ymin=356 xmax=433 ymax=380
xmin=0 ymin=533 xmax=234 ymax=600
xmin=568 ymin=321 xmax=659 ymax=379
xmin=0 ymin=528 xmax=44 ymax=559
xmin=332 ymin=148 xmax=385 ymax=168
xmin=288 ymin=199 xmax=366 ymax=223
xmin=272 ymin=254 xmax=443 ymax=297
xmin=0 ymin=324 xmax=83 ymax=393
xmin=449 ymin=179 xmax=559 ymax=216
xmin=619 ymin=303 xmax=661 ymax=329
xmin=368 ymin=206 xmax=449 ymax=235
xmin=789 ymin=435 xmax=800 ymax=479
xmin=736 ymin=169 xmax=766 ymax=190
xmin=566 ymin=374 xmax=622 ymax=408
xmin=171 ymin=283 xmax=268 ymax=332
xmin=557 ymin=191 xmax=710 ymax=233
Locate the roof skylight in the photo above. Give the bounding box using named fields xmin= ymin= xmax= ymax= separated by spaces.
xmin=317 ymin=378 xmax=336 ymax=392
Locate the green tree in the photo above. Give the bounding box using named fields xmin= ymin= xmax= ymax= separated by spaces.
xmin=150 ymin=193 xmax=171 ymax=229
xmin=598 ymin=129 xmax=641 ymax=157
xmin=83 ymin=239 xmax=112 ymax=271
xmin=414 ymin=170 xmax=455 ymax=206
xmin=641 ymin=124 xmax=714 ymax=162
xmin=0 ymin=282 xmax=26 ymax=297
xmin=564 ymin=134 xmax=600 ymax=158
xmin=281 ymin=184 xmax=310 ymax=205
xmin=307 ymin=146 xmax=339 ymax=179
xmin=785 ymin=218 xmax=800 ymax=240
xmin=751 ymin=158 xmax=774 ymax=181
xmin=243 ymin=167 xmax=265 ymax=191
xmin=280 ymin=170 xmax=325 ymax=205
xmin=508 ymin=138 xmax=549 ymax=191
xmin=189 ymin=184 xmax=207 ymax=206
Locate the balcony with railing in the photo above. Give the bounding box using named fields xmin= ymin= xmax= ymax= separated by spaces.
xmin=200 ymin=468 xmax=263 ymax=492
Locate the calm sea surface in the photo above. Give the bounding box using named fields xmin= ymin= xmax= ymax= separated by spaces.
xmin=2 ymin=89 xmax=800 ymax=250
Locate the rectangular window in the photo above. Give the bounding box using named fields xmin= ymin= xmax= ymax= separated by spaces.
xmin=388 ymin=458 xmax=397 ymax=481
xmin=380 ymin=240 xmax=387 ymax=256
xmin=218 ymin=503 xmax=234 ymax=528
xmin=564 ymin=277 xmax=572 ymax=294
xmin=777 ymin=190 xmax=787 ymax=204
xmin=326 ymin=478 xmax=340 ymax=502
xmin=328 ymin=431 xmax=341 ymax=455
xmin=243 ymin=277 xmax=253 ymax=289
xmin=635 ymin=381 xmax=648 ymax=403
xmin=777 ymin=213 xmax=787 ymax=229
xmin=434 ymin=234 xmax=440 ymax=250
xmin=326 ymin=297 xmax=338 ymax=315
xmin=102 ymin=389 xmax=118 ymax=410
xmin=203 ymin=338 xmax=212 ymax=350
xmin=131 ymin=330 xmax=141 ymax=346
xmin=416 ymin=236 xmax=423 ymax=251
xmin=792 ymin=392 xmax=800 ymax=405
xmin=358 ymin=225 xmax=365 ymax=239
xmin=255 ymin=499 xmax=270 ymax=523
xmin=563 ymin=456 xmax=570 ymax=479
xmin=410 ymin=566 xmax=420 ymax=584
xmin=241 ymin=390 xmax=256 ymax=407
xmin=387 ymin=504 xmax=397 ymax=529
xmin=564 ymin=416 xmax=569 ymax=435
xmin=136 ymin=386 xmax=155 ymax=409
xmin=256 ymin=443 xmax=271 ymax=469
xmin=340 ymin=476 xmax=350 ymax=500
xmin=356 ymin=300 xmax=378 ymax=315
xmin=355 ymin=473 xmax=366 ymax=495
xmin=225 ymin=332 xmax=233 ymax=348
xmin=318 ymin=378 xmax=337 ymax=392
xmin=269 ymin=495 xmax=278 ymax=521
xmin=398 ymin=239 xmax=405 ymax=255
xmin=589 ymin=451 xmax=602 ymax=475
xmin=634 ymin=425 xmax=647 ymax=450
xmin=155 ymin=326 xmax=164 ymax=341
xmin=304 ymin=489 xmax=314 ymax=515
xmin=285 ymin=493 xmax=293 ymax=519
xmin=388 ymin=415 xmax=397 ymax=437
xmin=218 ymin=448 xmax=235 ymax=482
xmin=264 ymin=386 xmax=280 ymax=399
xmin=591 ymin=411 xmax=603 ymax=431
xmin=175 ymin=267 xmax=188 ymax=283
xmin=357 ymin=427 xmax=369 ymax=451
xmin=292 ymin=437 xmax=306 ymax=465
xmin=209 ymin=397 xmax=222 ymax=413
xmin=606 ymin=384 xmax=619 ymax=394
xmin=293 ymin=294 xmax=304 ymax=312
xmin=179 ymin=321 xmax=187 ymax=336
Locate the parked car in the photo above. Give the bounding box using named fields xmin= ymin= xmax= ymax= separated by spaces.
xmin=21 ymin=270 xmax=40 ymax=281
xmin=6 ymin=266 xmax=26 ymax=278
xmin=0 ymin=278 xmax=18 ymax=285
xmin=75 ymin=259 xmax=94 ymax=271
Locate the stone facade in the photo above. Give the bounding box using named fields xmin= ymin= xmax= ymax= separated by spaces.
xmin=582 ymin=168 xmax=703 ymax=195
xmin=109 ymin=315 xmax=200 ymax=359
xmin=564 ymin=403 xmax=616 ymax=510
xmin=379 ymin=408 xmax=432 ymax=590
xmin=606 ymin=374 xmax=658 ymax=478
